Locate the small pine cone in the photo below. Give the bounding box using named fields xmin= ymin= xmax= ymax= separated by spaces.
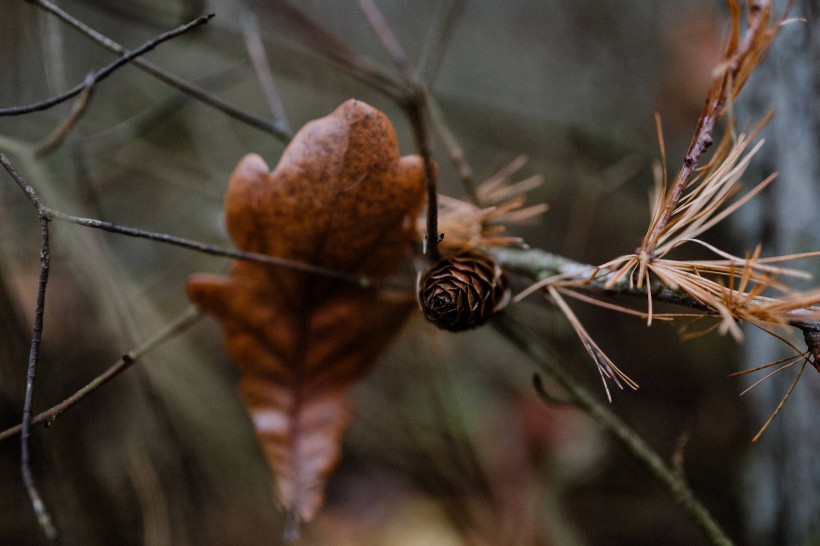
xmin=419 ymin=250 xmax=511 ymax=331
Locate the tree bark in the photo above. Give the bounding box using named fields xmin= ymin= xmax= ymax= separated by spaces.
xmin=739 ymin=2 xmax=820 ymax=544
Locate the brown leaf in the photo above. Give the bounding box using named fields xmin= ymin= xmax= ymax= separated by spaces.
xmin=186 ymin=100 xmax=426 ymax=527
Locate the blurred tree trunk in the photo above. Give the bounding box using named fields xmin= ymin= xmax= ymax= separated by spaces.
xmin=739 ymin=1 xmax=820 ymax=544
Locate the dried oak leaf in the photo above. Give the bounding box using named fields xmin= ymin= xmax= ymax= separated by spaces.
xmin=186 ymin=99 xmax=426 ymax=525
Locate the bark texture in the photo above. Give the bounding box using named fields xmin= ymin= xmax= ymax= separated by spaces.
xmin=739 ymin=2 xmax=820 ymax=544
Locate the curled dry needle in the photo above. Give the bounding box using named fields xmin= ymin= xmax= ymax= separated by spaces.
xmin=429 ymin=155 xmax=548 ymax=252
xmin=545 ymin=286 xmax=639 ymax=403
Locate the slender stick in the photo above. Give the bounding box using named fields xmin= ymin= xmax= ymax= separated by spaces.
xmin=34 ymin=72 xmax=97 ymax=156
xmin=426 ymin=93 xmax=478 ymax=203
xmin=0 ymin=13 xmax=214 ymax=116
xmin=360 ymin=0 xmax=477 ymax=242
xmin=267 ymin=0 xmax=406 ymax=101
xmin=80 ymin=64 xmax=245 ymax=156
xmin=355 ymin=0 xmax=442 ymax=259
xmin=494 ymin=315 xmax=734 ymax=546
xmin=356 ymin=0 xmax=416 ymax=83
xmin=0 ymin=153 xmax=387 ymax=287
xmin=417 ymin=0 xmax=463 ymax=86
xmin=46 ymin=209 xmax=378 ymax=287
xmin=5 ymin=149 xmax=60 ymax=539
xmin=406 ymin=98 xmax=441 ymax=260
xmin=0 ymin=306 xmax=202 ymax=443
xmin=28 ymin=0 xmax=289 ymax=141
xmin=20 ymin=216 xmax=57 ymax=541
xmin=239 ymin=9 xmax=292 ymax=138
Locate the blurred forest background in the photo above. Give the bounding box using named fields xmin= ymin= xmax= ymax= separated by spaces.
xmin=0 ymin=0 xmax=818 ymax=544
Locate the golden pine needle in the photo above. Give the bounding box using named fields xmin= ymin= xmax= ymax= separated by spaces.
xmin=431 ymin=156 xmax=547 ymax=252
xmin=554 ymin=286 xmax=672 ymax=321
xmin=737 ymin=355 xmax=804 ymax=397
xmin=546 ymin=286 xmax=639 ymax=402
xmin=752 ymin=359 xmax=808 ymax=442
xmin=729 ymin=353 xmax=799 ymax=377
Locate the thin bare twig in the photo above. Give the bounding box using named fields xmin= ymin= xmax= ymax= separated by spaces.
xmin=28 ymin=0 xmax=289 ymax=141
xmin=417 ymin=0 xmax=464 ymax=86
xmin=357 ymin=0 xmax=416 ymax=83
xmin=46 ymin=209 xmax=381 ymax=287
xmin=20 ymin=217 xmax=57 ymax=541
xmin=0 ymin=153 xmax=391 ymax=288
xmin=80 ymin=64 xmax=245 ymax=156
xmin=426 ymin=94 xmax=478 ymax=203
xmin=267 ymin=0 xmax=406 ymax=101
xmin=1 ymin=154 xmax=57 ymax=540
xmin=0 ymin=13 xmax=214 ymax=116
xmin=34 ymin=72 xmax=96 ymax=157
xmin=0 ymin=306 xmax=202 ymax=443
xmin=406 ymin=99 xmax=442 ymax=260
xmin=239 ymin=9 xmax=292 ymax=137
xmin=354 ymin=0 xmax=443 ymax=259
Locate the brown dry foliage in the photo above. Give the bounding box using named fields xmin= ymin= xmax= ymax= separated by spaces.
xmin=186 ymin=99 xmax=426 ymax=526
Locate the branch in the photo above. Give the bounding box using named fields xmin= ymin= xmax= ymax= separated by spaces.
xmin=27 ymin=0 xmax=289 ymax=141
xmin=425 ymin=93 xmax=478 ymax=204
xmin=20 ymin=215 xmax=57 ymax=541
xmin=0 ymin=13 xmax=214 ymax=116
xmin=642 ymin=0 xmax=779 ymax=254
xmin=1 ymin=154 xmax=58 ymax=539
xmin=239 ymin=9 xmax=292 ymax=137
xmin=0 ymin=306 xmax=202 ymax=443
xmin=406 ymin=97 xmax=442 ymax=260
xmin=493 ymin=246 xmax=820 ymax=343
xmin=357 ymin=0 xmax=415 ymax=83
xmin=494 ymin=314 xmax=734 ymax=546
xmin=355 ymin=0 xmax=443 ymax=259
xmin=1 ymin=150 xmax=391 ymax=290
xmin=416 ymin=0 xmax=464 ymax=86
xmin=35 ymin=73 xmax=96 ymax=157
xmin=45 ymin=209 xmax=382 ymax=288
xmin=267 ymin=0 xmax=406 ymax=100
